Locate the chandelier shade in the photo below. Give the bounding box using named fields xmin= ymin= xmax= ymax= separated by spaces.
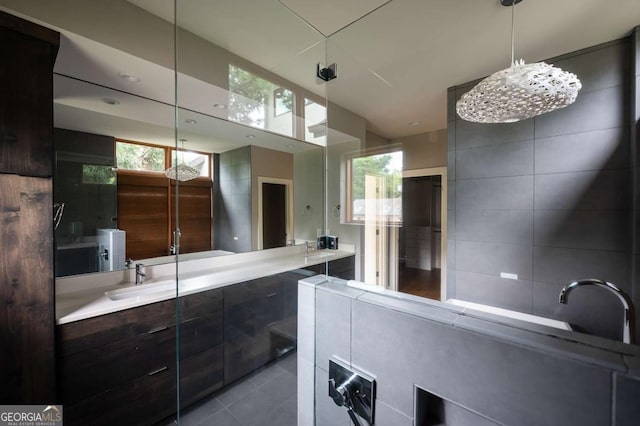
xmin=164 ymin=139 xmax=204 ymax=182
xmin=165 ymin=163 xmax=200 ymax=181
xmin=456 ymin=59 xmax=582 ymax=123
xmin=456 ymin=0 xmax=582 ymax=123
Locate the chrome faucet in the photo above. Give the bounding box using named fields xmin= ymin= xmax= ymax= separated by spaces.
xmin=305 ymin=240 xmax=316 ymax=254
xmin=135 ymin=263 xmax=146 ymax=286
xmin=559 ymin=279 xmax=636 ymax=344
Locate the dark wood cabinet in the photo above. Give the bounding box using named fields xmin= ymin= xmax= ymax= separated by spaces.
xmin=56 ymin=256 xmax=352 ymax=424
xmin=57 ymin=288 xmax=224 ymax=426
xmin=303 ymin=255 xmax=356 ymax=280
xmin=0 ymin=12 xmax=58 ymax=177
xmin=0 ymin=11 xmax=59 ymax=404
xmin=223 ymin=273 xmax=297 ymax=383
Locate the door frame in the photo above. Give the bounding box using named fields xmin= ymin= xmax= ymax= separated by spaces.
xmin=257 ymin=177 xmax=294 ymax=250
xmin=402 ymin=167 xmax=448 ymax=300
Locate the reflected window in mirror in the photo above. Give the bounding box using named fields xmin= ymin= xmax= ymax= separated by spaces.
xmin=228 ymin=64 xmax=295 ymax=138
xmin=304 ymin=98 xmax=327 ymax=145
xmin=171 ymin=149 xmax=210 ymax=178
xmin=82 ymin=164 xmax=116 ymax=185
xmin=346 ymin=150 xmax=403 ymax=224
xmin=116 ymin=139 xmax=166 ymax=172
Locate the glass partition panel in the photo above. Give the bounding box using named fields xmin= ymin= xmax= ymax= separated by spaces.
xmin=173 ymin=0 xmax=328 ymax=423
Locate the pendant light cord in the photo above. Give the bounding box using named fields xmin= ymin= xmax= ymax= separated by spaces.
xmin=510 ymin=0 xmax=515 ymax=66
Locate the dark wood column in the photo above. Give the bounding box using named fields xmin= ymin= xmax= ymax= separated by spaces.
xmin=0 ymin=10 xmax=59 ymax=403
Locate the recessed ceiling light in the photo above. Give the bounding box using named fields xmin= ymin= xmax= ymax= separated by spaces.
xmin=246 ymin=135 xmax=256 ymax=139
xmin=119 ymin=73 xmax=141 ymax=83
xmin=213 ymin=103 xmax=228 ymax=109
xmin=408 ymin=121 xmax=420 ymax=126
xmin=184 ymin=118 xmax=198 ymax=124
xmin=101 ymin=98 xmax=119 ymax=105
xmin=286 ymin=144 xmax=295 ymax=148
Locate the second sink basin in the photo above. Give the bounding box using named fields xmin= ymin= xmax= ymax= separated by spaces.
xmin=305 ymin=251 xmax=336 ymax=260
xmin=105 ymin=280 xmax=176 ymax=301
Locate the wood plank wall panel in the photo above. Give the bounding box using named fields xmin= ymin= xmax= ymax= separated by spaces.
xmin=0 ymin=175 xmax=54 ymax=402
xmin=118 ymin=172 xmax=213 ymax=259
xmin=118 ymin=182 xmax=170 ymax=260
xmin=171 ymin=181 xmax=213 ymax=254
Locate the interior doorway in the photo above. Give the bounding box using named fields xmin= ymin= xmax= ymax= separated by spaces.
xmin=262 ymin=182 xmax=286 ymax=249
xmin=397 ymin=168 xmax=446 ymax=300
xmin=257 ymin=177 xmax=293 ymax=250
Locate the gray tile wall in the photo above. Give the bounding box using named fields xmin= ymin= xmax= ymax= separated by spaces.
xmin=631 ymin=26 xmax=640 ymax=358
xmin=300 ymin=279 xmax=640 ymax=426
xmin=217 ymin=146 xmax=251 ymax=252
xmin=448 ymin=37 xmax=636 ymax=342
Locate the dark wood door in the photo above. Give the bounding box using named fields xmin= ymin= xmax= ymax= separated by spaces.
xmin=262 ymin=183 xmax=286 ymax=249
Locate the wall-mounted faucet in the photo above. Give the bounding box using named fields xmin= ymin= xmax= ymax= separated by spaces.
xmin=135 ymin=263 xmax=146 ymax=286
xmin=559 ymin=279 xmax=636 ymax=344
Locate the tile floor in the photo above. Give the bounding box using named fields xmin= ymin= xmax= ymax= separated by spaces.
xmin=161 ymin=351 xmax=297 ymax=426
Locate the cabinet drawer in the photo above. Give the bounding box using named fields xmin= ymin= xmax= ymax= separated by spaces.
xmin=59 ymin=325 xmax=176 ymax=405
xmin=179 ymin=345 xmax=224 ymax=407
xmin=58 ymin=298 xmax=176 ymax=356
xmin=59 ymin=287 xmax=224 ymax=357
xmin=224 ymin=333 xmax=268 ymax=384
xmin=178 ymin=313 xmax=223 ymax=360
xmin=64 ymin=360 xmax=176 ymax=426
xmin=224 ymin=275 xmax=283 ymax=308
xmin=179 ymin=287 xmax=223 ymax=322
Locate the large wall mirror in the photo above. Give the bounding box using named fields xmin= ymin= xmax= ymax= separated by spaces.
xmin=45 ymin=0 xmax=333 ymax=276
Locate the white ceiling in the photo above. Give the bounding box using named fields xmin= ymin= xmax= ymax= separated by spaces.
xmin=129 ymin=0 xmax=640 ymax=139
xmin=2 ymin=0 xmax=640 ymax=144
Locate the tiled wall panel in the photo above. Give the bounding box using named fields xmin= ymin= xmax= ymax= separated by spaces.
xmin=448 ymin=37 xmax=635 ymax=341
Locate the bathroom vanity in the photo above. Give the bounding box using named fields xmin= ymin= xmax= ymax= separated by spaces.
xmin=55 ymin=246 xmax=354 ymax=425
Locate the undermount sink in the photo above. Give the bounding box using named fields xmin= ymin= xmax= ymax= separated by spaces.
xmin=305 ymin=251 xmax=336 ymax=260
xmin=105 ymin=280 xmax=176 ymax=301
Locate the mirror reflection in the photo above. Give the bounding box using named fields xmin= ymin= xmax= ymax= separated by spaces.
xmin=52 ymin=26 xmax=328 ymax=276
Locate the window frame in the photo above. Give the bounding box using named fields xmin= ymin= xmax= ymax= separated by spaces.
xmin=115 ymin=138 xmax=212 ymax=179
xmin=344 ymin=147 xmax=404 ymax=225
xmin=228 ymin=59 xmax=327 ymax=141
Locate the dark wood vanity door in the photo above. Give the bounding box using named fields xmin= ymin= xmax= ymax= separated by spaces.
xmin=57 ymin=287 xmax=225 ymax=426
xmin=0 ymin=12 xmax=58 ymax=177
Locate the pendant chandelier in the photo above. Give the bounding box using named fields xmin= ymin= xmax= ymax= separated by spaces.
xmin=165 ymin=139 xmax=201 ymax=181
xmin=456 ymin=0 xmax=581 ymax=124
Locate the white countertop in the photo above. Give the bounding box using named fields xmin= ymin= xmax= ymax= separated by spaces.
xmin=56 ymin=246 xmax=354 ymax=325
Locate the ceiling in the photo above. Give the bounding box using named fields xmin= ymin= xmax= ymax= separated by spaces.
xmin=1 ymin=0 xmax=640 ymax=144
xmin=128 ymin=0 xmax=640 ymax=139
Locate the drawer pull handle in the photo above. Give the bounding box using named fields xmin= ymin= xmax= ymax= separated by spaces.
xmin=148 ymin=326 xmax=169 ymax=334
xmin=148 ymin=366 xmax=168 ymax=376
xmin=266 ymin=292 xmax=277 ymax=298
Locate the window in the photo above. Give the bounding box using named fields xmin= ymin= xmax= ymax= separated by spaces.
xmin=171 ymin=149 xmax=210 ymax=178
xmin=273 ymin=87 xmax=293 ymax=116
xmin=116 ymin=140 xmax=165 ymax=172
xmin=304 ymin=98 xmax=327 ymax=145
xmin=82 ymin=164 xmax=116 ymax=185
xmin=228 ymin=64 xmax=295 ymax=137
xmin=347 ymin=150 xmax=403 ymax=223
xmin=116 ymin=139 xmax=211 ymax=178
